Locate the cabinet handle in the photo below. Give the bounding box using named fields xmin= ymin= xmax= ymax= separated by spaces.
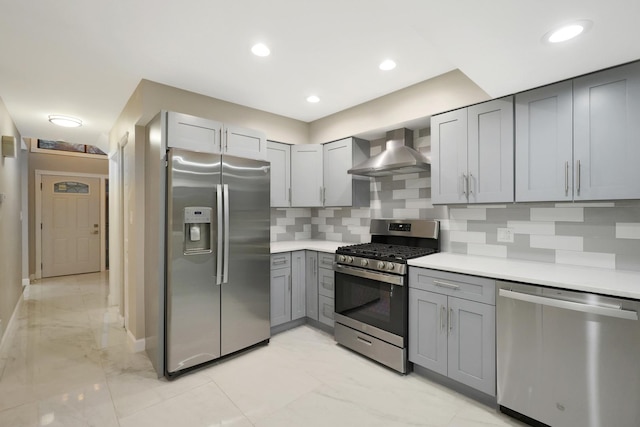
xmin=288 ymin=187 xmax=292 ymax=203
xmin=357 ymin=336 xmax=372 ymax=346
xmin=565 ymin=161 xmax=569 ymax=196
xmin=576 ymin=160 xmax=581 ymax=195
xmin=440 ymin=305 xmax=446 ymax=332
xmin=449 ymin=308 xmax=454 ymax=333
xmin=433 ymin=280 xmax=460 ymax=290
xmin=224 ymin=128 xmax=229 ymax=151
xmin=319 ymin=187 xmax=323 ymax=204
xmin=288 ymin=275 xmax=292 ymax=291
xmin=462 ymin=174 xmax=467 ymax=196
xmin=272 ymin=258 xmax=287 ymax=265
xmin=323 ymin=187 xmax=326 ymax=204
xmin=468 ymin=174 xmax=473 ymax=195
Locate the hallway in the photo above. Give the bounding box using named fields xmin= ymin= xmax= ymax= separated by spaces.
xmin=0 ymin=273 xmax=521 ymax=427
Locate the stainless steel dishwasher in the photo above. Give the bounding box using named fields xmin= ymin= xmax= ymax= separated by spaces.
xmin=497 ymin=281 xmax=640 ymax=427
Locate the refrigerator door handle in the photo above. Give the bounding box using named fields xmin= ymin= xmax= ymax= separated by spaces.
xmin=223 ymin=184 xmax=230 ymax=284
xmin=216 ymin=184 xmax=223 ymax=285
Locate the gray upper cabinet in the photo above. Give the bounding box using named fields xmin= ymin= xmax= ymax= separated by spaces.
xmin=224 ymin=124 xmax=267 ymax=161
xmin=167 ymin=112 xmax=222 ymax=153
xmin=432 ymin=97 xmax=514 ymax=204
xmin=267 ymin=141 xmax=291 ymax=207
xmin=573 ymin=61 xmax=640 ymax=201
xmin=291 ymin=144 xmax=324 ymax=207
xmin=467 ymin=97 xmax=514 ymax=203
xmin=515 ymin=81 xmax=574 ymax=202
xmin=432 ymin=108 xmax=468 ymax=204
xmin=322 ymin=138 xmax=370 ymax=207
xmin=166 ymin=112 xmax=266 ymax=161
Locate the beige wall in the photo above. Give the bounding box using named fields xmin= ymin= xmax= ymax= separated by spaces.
xmin=27 ymin=141 xmax=109 ymax=276
xmin=0 ymin=97 xmax=23 ymax=343
xmin=309 ymin=70 xmax=490 ymax=144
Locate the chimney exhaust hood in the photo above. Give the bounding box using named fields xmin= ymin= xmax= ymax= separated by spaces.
xmin=348 ymin=128 xmax=430 ymax=177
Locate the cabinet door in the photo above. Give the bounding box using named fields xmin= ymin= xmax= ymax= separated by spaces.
xmin=291 ymin=144 xmax=323 ymax=207
xmin=267 ymin=141 xmax=291 ymax=207
xmin=224 ymin=124 xmax=267 ymax=161
xmin=318 ymin=267 xmax=334 ymax=298
xmin=305 ymin=251 xmax=318 ymax=321
xmin=167 ymin=112 xmax=222 ymax=153
xmin=318 ymin=295 xmax=335 ymax=327
xmin=468 ymin=97 xmax=514 ymax=203
xmin=408 ymin=288 xmax=448 ymax=376
xmin=516 ymin=82 xmax=574 ymax=202
xmin=574 ymin=61 xmax=640 ymax=200
xmin=270 ymin=267 xmax=291 ymax=327
xmin=323 ymin=138 xmax=353 ymax=206
xmin=291 ymin=250 xmax=306 ymax=320
xmin=447 ymin=297 xmax=496 ymax=396
xmin=432 ymin=109 xmax=468 ymax=204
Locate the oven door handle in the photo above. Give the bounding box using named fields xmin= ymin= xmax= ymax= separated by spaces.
xmin=335 ymin=264 xmax=405 ymax=286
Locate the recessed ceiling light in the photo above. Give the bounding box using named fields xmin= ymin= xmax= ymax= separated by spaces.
xmin=48 ymin=115 xmax=82 ymax=128
xmin=251 ymin=43 xmax=270 ymax=57
xmin=379 ymin=59 xmax=396 ymax=71
xmin=306 ymin=95 xmax=320 ymax=103
xmin=544 ymin=20 xmax=592 ymax=44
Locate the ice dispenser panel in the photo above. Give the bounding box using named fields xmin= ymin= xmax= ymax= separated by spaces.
xmin=183 ymin=207 xmax=212 ymax=254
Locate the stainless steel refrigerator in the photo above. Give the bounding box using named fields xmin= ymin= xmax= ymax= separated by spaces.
xmin=165 ymin=146 xmax=270 ymax=376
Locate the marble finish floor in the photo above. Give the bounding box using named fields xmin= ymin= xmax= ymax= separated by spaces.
xmin=0 ymin=272 xmax=525 ymax=427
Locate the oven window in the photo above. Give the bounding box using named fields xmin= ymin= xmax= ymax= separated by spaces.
xmin=334 ymin=271 xmax=406 ymax=338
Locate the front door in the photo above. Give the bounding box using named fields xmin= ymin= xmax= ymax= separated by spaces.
xmin=42 ymin=175 xmax=101 ymax=277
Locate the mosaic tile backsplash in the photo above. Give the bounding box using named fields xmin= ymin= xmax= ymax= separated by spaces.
xmin=271 ymin=129 xmax=640 ymax=271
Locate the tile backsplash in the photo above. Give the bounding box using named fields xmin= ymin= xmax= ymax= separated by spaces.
xmin=271 ymin=129 xmax=640 ymax=271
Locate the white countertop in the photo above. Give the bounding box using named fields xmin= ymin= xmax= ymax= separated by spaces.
xmin=270 ymin=240 xmax=346 ymax=254
xmin=408 ymin=253 xmax=640 ymax=300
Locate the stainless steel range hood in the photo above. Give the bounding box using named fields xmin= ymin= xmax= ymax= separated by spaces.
xmin=348 ymin=128 xmax=430 ymax=177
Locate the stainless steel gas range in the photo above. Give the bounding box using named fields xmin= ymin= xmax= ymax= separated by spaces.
xmin=333 ymin=219 xmax=440 ymax=373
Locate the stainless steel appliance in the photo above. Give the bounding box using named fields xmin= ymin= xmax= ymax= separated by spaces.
xmin=165 ymin=146 xmax=270 ymax=378
xmin=334 ymin=219 xmax=439 ymax=373
xmin=497 ymin=281 xmax=640 ymax=427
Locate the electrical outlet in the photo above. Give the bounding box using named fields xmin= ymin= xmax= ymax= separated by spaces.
xmin=497 ymin=228 xmax=514 ymax=243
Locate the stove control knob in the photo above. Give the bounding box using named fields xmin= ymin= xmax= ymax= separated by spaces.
xmin=387 ymin=263 xmax=395 ymax=271
xmin=361 ymin=259 xmax=368 ymax=267
xmin=377 ymin=261 xmax=386 ymax=269
xmin=338 ymin=255 xmax=346 ymax=263
xmin=346 ymin=256 xmax=354 ymax=263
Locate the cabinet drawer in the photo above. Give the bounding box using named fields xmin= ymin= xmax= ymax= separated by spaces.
xmin=318 ymin=268 xmax=334 ymax=298
xmin=270 ymin=253 xmax=291 ymax=270
xmin=318 ymin=295 xmax=335 ymax=327
xmin=409 ymin=267 xmax=495 ymax=305
xmin=318 ymin=252 xmax=335 ymax=270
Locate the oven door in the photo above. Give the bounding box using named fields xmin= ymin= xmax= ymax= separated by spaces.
xmin=334 ymin=264 xmax=407 ymax=346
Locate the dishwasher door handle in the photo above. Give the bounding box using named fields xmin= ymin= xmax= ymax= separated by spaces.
xmin=499 ymin=289 xmax=639 ymax=321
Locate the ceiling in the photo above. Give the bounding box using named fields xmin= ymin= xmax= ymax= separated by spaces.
xmin=1 ymin=0 xmax=639 ymax=150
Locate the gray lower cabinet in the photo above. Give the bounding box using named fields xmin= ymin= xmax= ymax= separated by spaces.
xmin=409 ymin=267 xmax=496 ymax=396
xmin=270 ymin=252 xmax=305 ymax=327
xmin=272 ymin=250 xmax=335 ymax=328
xmin=305 ymin=251 xmax=319 ymax=320
xmin=270 ymin=253 xmax=292 ymax=327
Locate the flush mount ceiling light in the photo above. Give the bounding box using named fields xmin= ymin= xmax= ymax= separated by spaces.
xmin=544 ymin=20 xmax=593 ymax=44
xmin=306 ymin=95 xmax=320 ymax=103
xmin=379 ymin=59 xmax=397 ymax=71
xmin=251 ymin=43 xmax=271 ymax=57
xmin=48 ymin=115 xmax=82 ymax=128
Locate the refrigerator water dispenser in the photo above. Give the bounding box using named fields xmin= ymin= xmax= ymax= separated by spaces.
xmin=183 ymin=207 xmax=212 ymax=254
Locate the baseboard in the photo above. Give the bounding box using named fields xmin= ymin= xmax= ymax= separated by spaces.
xmin=0 ymin=285 xmax=26 ymax=354
xmin=22 ymin=278 xmax=30 ymax=287
xmin=127 ymin=329 xmax=146 ymax=353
